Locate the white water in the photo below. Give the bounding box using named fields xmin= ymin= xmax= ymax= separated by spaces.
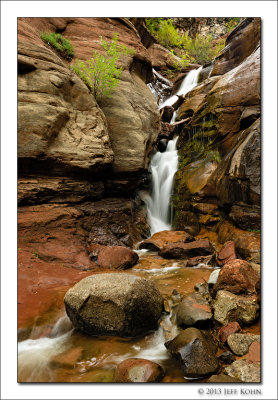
xmin=144 ymin=137 xmax=179 ymax=235
xmin=18 ymin=314 xmax=73 ymax=382
xmin=145 ymin=67 xmax=202 ymax=236
xmin=159 ymin=66 xmax=202 ymax=109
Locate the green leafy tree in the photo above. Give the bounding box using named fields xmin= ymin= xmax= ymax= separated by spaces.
xmin=71 ymin=34 xmax=134 ymax=100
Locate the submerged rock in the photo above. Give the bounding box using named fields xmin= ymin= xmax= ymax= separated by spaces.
xmin=64 ymin=273 xmax=163 ymax=337
xmin=225 ymin=360 xmax=260 ymax=383
xmin=227 ymin=333 xmax=260 ymax=356
xmin=176 ymin=293 xmax=212 ymax=328
xmin=165 ymin=327 xmax=219 ymax=378
xmin=213 ymin=290 xmax=259 ymax=326
xmin=114 ymin=358 xmax=164 ymax=382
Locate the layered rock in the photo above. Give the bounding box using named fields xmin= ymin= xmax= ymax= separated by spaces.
xmin=18 ymin=17 xmax=160 ymax=187
xmin=172 ymin=18 xmax=260 ymax=247
xmin=64 ymin=273 xmax=163 ymax=337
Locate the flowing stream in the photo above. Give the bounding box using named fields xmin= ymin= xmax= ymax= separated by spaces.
xmin=144 ymin=67 xmax=202 ymax=235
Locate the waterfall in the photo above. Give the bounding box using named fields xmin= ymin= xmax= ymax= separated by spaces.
xmin=159 ymin=66 xmax=202 ymax=109
xmin=145 ymin=67 xmax=202 ymax=236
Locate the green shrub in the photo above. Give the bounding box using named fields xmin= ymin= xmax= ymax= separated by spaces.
xmin=145 ymin=18 xmax=225 ymax=65
xmin=71 ymin=34 xmax=134 ymax=100
xmin=225 ymin=18 xmax=240 ymax=33
xmin=41 ymin=32 xmax=74 ymax=59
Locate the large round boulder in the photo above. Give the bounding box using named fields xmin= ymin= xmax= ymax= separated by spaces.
xmin=64 ymin=273 xmax=163 ymax=337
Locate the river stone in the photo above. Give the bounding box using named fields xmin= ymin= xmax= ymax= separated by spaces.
xmin=213 ymin=290 xmax=259 ymax=326
xmin=165 ymin=327 xmax=219 ymax=378
xmin=176 ymin=293 xmax=212 ymax=328
xmin=216 ymin=241 xmax=237 ymax=266
xmin=159 ymin=239 xmax=214 ymax=259
xmin=207 ymin=374 xmax=242 ymax=382
xmin=208 ymin=269 xmax=220 ymax=286
xmin=64 ymin=273 xmax=163 ymax=337
xmin=213 ymin=259 xmax=260 ymax=296
xmin=225 ymin=360 xmax=260 ymax=383
xmin=227 ymin=333 xmax=260 ymax=356
xmin=218 ymin=351 xmax=236 ymax=364
xmin=88 ymin=244 xmax=139 ymax=270
xmin=114 ymin=358 xmax=164 ymax=383
xmin=139 ymin=230 xmax=193 ymax=252
xmin=218 ymin=321 xmax=241 ymax=343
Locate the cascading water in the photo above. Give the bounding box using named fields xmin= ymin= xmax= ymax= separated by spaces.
xmin=144 ymin=67 xmax=202 ymax=236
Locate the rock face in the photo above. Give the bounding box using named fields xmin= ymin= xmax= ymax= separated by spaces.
xmin=64 ymin=273 xmax=163 ymax=337
xmin=213 ymin=290 xmax=259 ymax=326
xmin=211 ymin=18 xmax=260 ymax=77
xmin=18 ymin=17 xmax=160 ymax=186
xmin=176 ymin=293 xmax=212 ymax=328
xmin=165 ymin=328 xmax=219 ymax=378
xmin=213 ymin=259 xmax=260 ymax=296
xmin=114 ymin=358 xmax=164 ymax=383
xmin=172 ymin=18 xmax=260 ymax=247
xmin=18 ymin=41 xmax=114 ymax=173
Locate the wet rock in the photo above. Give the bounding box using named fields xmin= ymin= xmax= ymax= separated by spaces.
xmin=217 ymin=221 xmax=260 ymax=263
xmin=64 ymin=273 xmax=163 ymax=337
xmin=218 ymin=351 xmax=236 ymax=364
xmin=207 ymin=374 xmax=241 ymax=382
xmin=218 ymin=322 xmax=241 ymax=343
xmin=157 ymin=139 xmax=168 ymax=152
xmin=159 ymin=121 xmax=176 ymax=139
xmin=139 ymin=230 xmax=193 ymax=252
xmin=213 ymin=290 xmax=259 ymax=326
xmin=187 ymin=254 xmax=213 ymax=268
xmin=244 ymin=341 xmax=260 ymax=363
xmin=50 ymin=347 xmax=83 ymax=369
xmin=159 ymin=239 xmax=214 ymax=259
xmin=211 ymin=18 xmax=260 ymax=77
xmin=227 ymin=333 xmax=260 ymax=356
xmin=165 ymin=327 xmax=219 ymax=378
xmin=194 ymin=282 xmax=209 ymax=296
xmin=176 ymin=293 xmax=212 ymax=328
xmin=229 ymin=204 xmax=261 ymax=230
xmin=225 ymin=360 xmax=260 ymax=382
xmin=114 ymin=358 xmax=164 ymax=383
xmin=216 ymin=241 xmax=237 ymax=267
xmin=161 ymin=107 xmax=175 ymax=123
xmin=213 ymin=259 xmax=260 ymax=296
xmin=88 ymin=244 xmax=138 ymax=270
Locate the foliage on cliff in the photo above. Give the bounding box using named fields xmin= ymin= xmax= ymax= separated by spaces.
xmin=145 ymin=18 xmax=226 ymax=65
xmin=71 ymin=34 xmax=134 ymax=100
xmin=41 ymin=32 xmax=74 ymax=60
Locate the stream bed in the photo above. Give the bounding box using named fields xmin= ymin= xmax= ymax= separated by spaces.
xmin=18 ymin=250 xmax=214 ymax=383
